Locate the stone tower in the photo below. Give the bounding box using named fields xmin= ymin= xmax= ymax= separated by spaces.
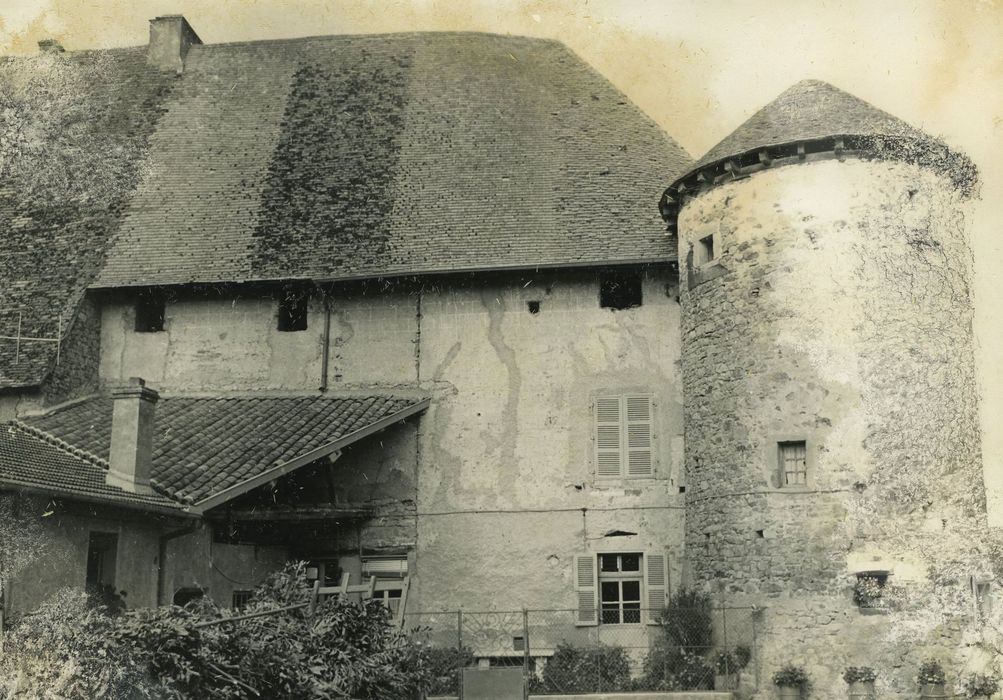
xmin=662 ymin=80 xmax=987 ymax=698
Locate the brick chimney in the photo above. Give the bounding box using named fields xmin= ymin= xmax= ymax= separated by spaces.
xmin=106 ymin=378 xmax=159 ymax=494
xmin=147 ymin=15 xmax=201 ymax=73
xmin=37 ymin=39 xmax=65 ymax=54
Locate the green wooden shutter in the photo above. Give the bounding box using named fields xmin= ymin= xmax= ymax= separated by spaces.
xmin=595 ymin=397 xmax=623 ymax=478
xmin=575 ymin=554 xmax=598 ymax=626
xmin=645 ymin=552 xmax=668 ymax=624
xmin=626 ymin=396 xmax=653 ymax=477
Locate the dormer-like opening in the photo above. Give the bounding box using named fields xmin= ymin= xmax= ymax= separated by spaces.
xmin=277 ymin=289 xmax=309 ymax=332
xmin=600 ymin=270 xmax=643 ymax=311
xmin=134 ymin=290 xmax=166 ymax=333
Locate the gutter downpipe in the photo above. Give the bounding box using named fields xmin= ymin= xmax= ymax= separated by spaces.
xmin=320 ymin=287 xmax=331 ymax=393
xmin=157 ymin=522 xmax=201 ymax=606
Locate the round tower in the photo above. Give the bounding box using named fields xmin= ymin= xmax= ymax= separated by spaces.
xmin=664 ymin=81 xmax=986 ymax=698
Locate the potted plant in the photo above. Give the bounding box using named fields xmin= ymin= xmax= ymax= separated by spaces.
xmin=962 ymin=673 xmax=1000 ymax=700
xmin=773 ymin=665 xmax=809 ymax=700
xmin=918 ymin=659 xmax=948 ymax=699
xmin=843 ymin=667 xmax=877 ymax=699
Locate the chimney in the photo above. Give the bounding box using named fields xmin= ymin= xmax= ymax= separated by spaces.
xmin=37 ymin=39 xmax=64 ymax=54
xmin=106 ymin=377 xmax=159 ymax=494
xmin=147 ymin=15 xmax=201 ymax=73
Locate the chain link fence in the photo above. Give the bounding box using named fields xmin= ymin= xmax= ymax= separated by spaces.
xmin=404 ymin=606 xmax=757 ymax=698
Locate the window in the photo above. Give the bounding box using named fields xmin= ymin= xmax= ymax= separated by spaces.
xmin=599 ymin=270 xmax=642 ymax=310
xmin=854 ymin=571 xmax=889 ymax=609
xmin=86 ymin=532 xmax=118 ymax=592
xmin=232 ymin=590 xmax=254 ymax=610
xmin=574 ymin=551 xmax=667 ymax=626
xmin=363 ymin=556 xmax=408 ymax=615
xmin=599 ymin=553 xmax=642 ymax=624
xmin=134 ymin=290 xmax=166 ymax=332
xmin=277 ymin=289 xmax=308 ymax=332
xmin=973 ymin=578 xmax=993 ymax=623
xmin=595 ymin=395 xmax=653 ymax=478
xmin=778 ymin=440 xmax=807 ymax=486
xmin=695 ymin=234 xmax=715 ymax=266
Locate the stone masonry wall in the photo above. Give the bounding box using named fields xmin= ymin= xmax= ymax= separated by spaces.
xmin=97 ymin=268 xmax=687 ymax=621
xmin=677 ymin=158 xmax=987 ymax=700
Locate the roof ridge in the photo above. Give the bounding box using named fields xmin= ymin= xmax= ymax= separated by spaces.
xmin=19 ymin=392 xmax=104 ymax=418
xmin=191 ymin=30 xmax=566 ymax=51
xmin=10 ymin=420 xmax=109 ymax=471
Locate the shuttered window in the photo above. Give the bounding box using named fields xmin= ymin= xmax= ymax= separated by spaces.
xmin=594 ymin=395 xmax=653 ymax=479
xmin=575 ymin=555 xmax=598 ymax=626
xmin=575 ymin=551 xmax=669 ymax=626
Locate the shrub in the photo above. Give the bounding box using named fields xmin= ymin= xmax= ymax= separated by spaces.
xmin=654 ymin=587 xmax=715 ymax=649
xmin=538 ymin=641 xmax=631 ymax=693
xmin=844 ymin=667 xmax=878 ymax=683
xmin=918 ymin=659 xmax=946 ymax=686
xmin=962 ymin=673 xmax=1001 ymax=698
xmin=0 ymin=562 xmax=434 ymax=699
xmin=734 ymin=644 xmax=752 ymax=670
xmin=773 ymin=665 xmax=810 ymax=688
xmin=422 ymin=646 xmax=473 ymax=695
xmin=716 ymin=650 xmax=738 ymax=675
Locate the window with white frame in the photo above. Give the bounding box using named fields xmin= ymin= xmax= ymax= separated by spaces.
xmin=574 ymin=550 xmax=668 ymax=626
xmin=973 ymin=577 xmax=993 ymax=624
xmin=362 ymin=556 xmax=408 ymax=615
xmin=595 ymin=395 xmax=654 ymax=479
xmin=599 ymin=553 xmax=642 ymax=624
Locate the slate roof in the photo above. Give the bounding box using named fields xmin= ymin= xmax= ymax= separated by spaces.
xmin=0 ymin=422 xmax=183 ymax=513
xmin=12 ymin=393 xmax=427 ymax=510
xmin=93 ymin=32 xmax=691 ymax=287
xmin=0 ymin=48 xmax=178 ymax=389
xmin=668 ymin=80 xmax=975 ymax=193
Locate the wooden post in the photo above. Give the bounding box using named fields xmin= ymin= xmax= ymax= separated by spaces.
xmin=14 ymin=312 xmax=20 ymax=365
xmin=308 ymin=579 xmax=320 ymax=615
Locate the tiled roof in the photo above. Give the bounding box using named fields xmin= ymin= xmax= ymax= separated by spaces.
xmin=692 ymin=80 xmax=933 ymax=171
xmin=16 ymin=393 xmax=427 ymax=510
xmin=93 ymin=32 xmax=691 ymax=287
xmin=0 ymin=422 xmax=183 ymax=513
xmin=0 ymin=48 xmax=178 ymax=389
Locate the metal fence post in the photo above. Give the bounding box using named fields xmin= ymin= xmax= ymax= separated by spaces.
xmin=457 ymin=610 xmax=464 ymax=700
xmin=522 ymin=608 xmax=530 ymax=700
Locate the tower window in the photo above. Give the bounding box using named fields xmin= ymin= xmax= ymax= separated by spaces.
xmin=277 ymin=290 xmax=308 ymax=332
xmin=695 ymin=234 xmax=715 ymax=266
xmin=778 ymin=440 xmax=807 ymax=486
xmin=600 ymin=270 xmax=642 ymax=310
xmin=134 ymin=290 xmax=166 ymax=333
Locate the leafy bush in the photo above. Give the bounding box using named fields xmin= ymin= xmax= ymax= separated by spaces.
xmin=653 ymin=587 xmax=715 ymax=649
xmin=962 ymin=673 xmax=1001 ymax=698
xmin=844 ymin=666 xmax=878 ymax=683
xmin=640 ymin=587 xmax=716 ymax=691
xmin=734 ymin=644 xmax=752 ymax=670
xmin=0 ymin=562 xmax=433 ymax=699
xmin=918 ymin=659 xmax=946 ymax=685
xmin=535 ymin=641 xmax=631 ymax=693
xmin=422 ymin=646 xmax=473 ymax=695
xmin=773 ymin=664 xmax=810 ymax=688
xmin=716 ymin=650 xmax=738 ymax=675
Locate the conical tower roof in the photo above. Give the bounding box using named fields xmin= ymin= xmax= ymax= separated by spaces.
xmin=692 ymin=79 xmax=928 ymax=171
xmin=661 ymin=79 xmax=976 ymax=225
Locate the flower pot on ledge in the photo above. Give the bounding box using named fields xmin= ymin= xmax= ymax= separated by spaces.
xmin=920 ymin=683 xmax=948 ymax=699
xmin=777 ymin=686 xmax=802 ymax=700
xmin=847 ymin=680 xmax=876 ymax=699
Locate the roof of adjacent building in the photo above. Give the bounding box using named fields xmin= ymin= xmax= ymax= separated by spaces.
xmin=0 ymin=31 xmax=690 ymax=390
xmin=666 ymin=79 xmax=976 ymax=198
xmin=5 ymin=393 xmax=427 ymax=512
xmin=0 ymin=422 xmax=183 ymax=513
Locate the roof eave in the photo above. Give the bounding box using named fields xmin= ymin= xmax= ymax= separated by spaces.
xmin=0 ymin=479 xmax=198 ymax=519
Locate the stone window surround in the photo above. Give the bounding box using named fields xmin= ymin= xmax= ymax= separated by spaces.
xmin=684 ymin=230 xmax=728 ymax=288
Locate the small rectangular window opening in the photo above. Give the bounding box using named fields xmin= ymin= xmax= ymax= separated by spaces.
xmin=134 ymin=290 xmax=166 ymax=332
xmin=696 ymin=234 xmax=715 ymax=266
xmin=854 ymin=571 xmax=889 ymax=609
xmin=600 ymin=270 xmax=643 ymax=310
xmin=527 ymin=300 xmax=541 ymax=314
xmin=779 ymin=440 xmax=807 ymax=486
xmin=277 ymin=290 xmax=309 ymax=332
xmin=232 ymin=590 xmax=254 ymax=610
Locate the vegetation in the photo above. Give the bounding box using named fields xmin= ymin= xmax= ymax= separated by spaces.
xmin=918 ymin=659 xmax=946 ymax=686
xmin=640 ymin=588 xmax=717 ymax=691
xmin=773 ymin=665 xmax=810 ymax=688
xmin=961 ymin=673 xmax=1000 ymax=699
xmin=532 ymin=642 xmax=631 ymax=694
xmin=843 ymin=667 xmax=878 ymax=684
xmin=0 ymin=562 xmax=433 ymax=699
xmin=421 ymin=646 xmax=473 ymax=696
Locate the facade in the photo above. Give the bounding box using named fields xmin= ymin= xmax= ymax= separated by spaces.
xmin=0 ymin=15 xmax=991 ymax=700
